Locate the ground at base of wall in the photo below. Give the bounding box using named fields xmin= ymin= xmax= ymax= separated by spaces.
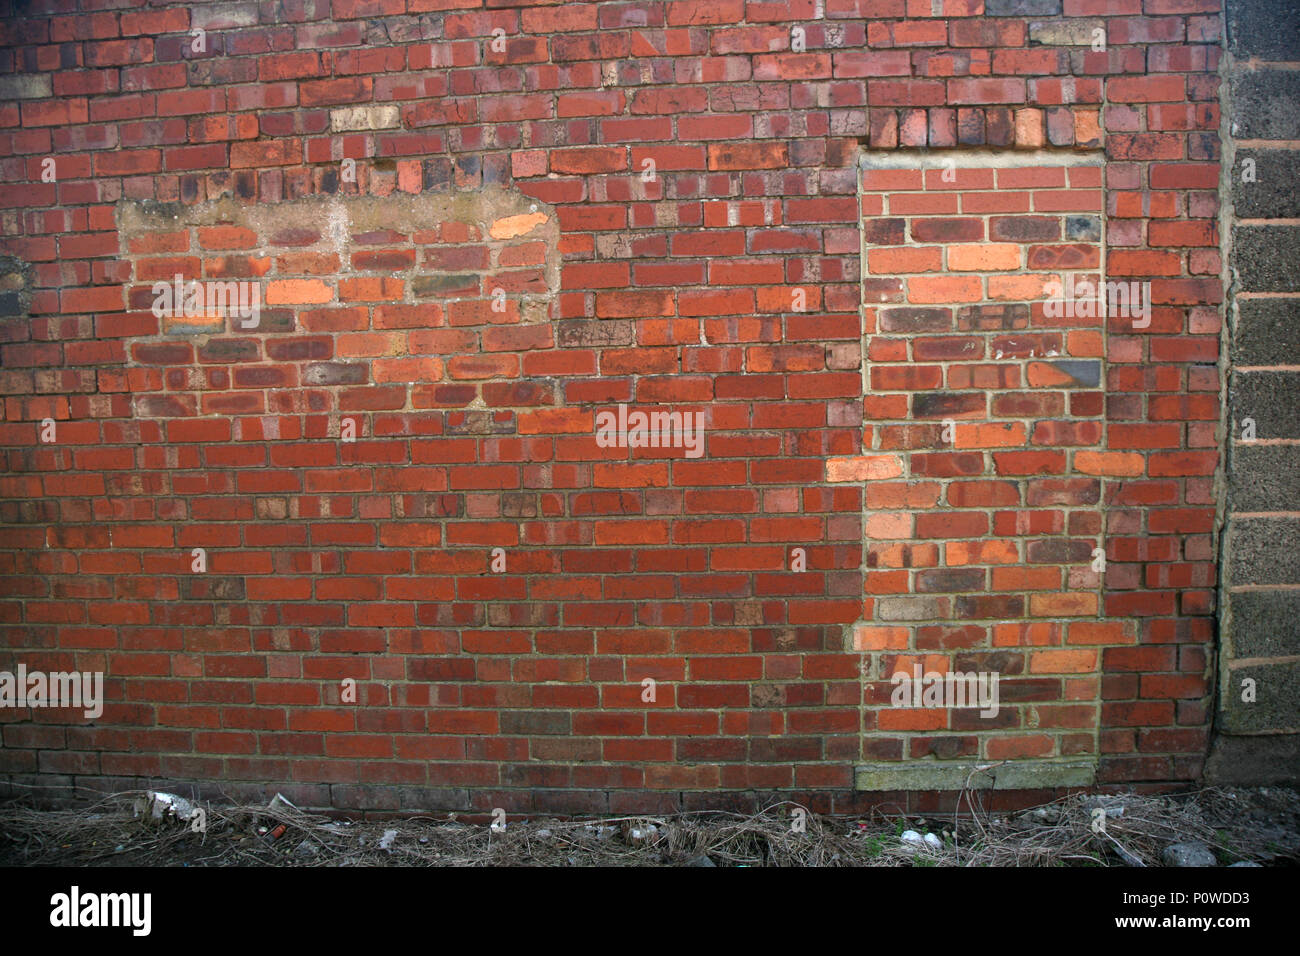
xmin=2 ymin=787 xmax=1295 ymax=868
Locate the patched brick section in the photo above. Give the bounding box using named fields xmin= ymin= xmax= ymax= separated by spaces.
xmin=116 ymin=190 xmax=559 ymax=420
xmin=0 ymin=255 xmax=42 ymax=423
xmin=846 ymin=156 xmax=1137 ymax=770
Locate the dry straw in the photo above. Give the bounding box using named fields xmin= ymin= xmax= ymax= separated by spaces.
xmin=0 ymin=784 xmax=1290 ymax=867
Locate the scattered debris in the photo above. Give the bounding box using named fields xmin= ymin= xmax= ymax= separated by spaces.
xmin=1082 ymin=795 xmax=1128 ymax=818
xmin=134 ymin=791 xmax=199 ymax=825
xmin=0 ymin=786 xmax=1295 ymax=868
xmin=624 ymin=823 xmax=660 ymax=847
xmin=582 ymin=823 xmax=618 ymax=841
xmin=900 ymin=829 xmax=943 ymax=850
xmin=1026 ymin=806 xmax=1062 ymax=825
xmin=1161 ymin=841 xmax=1218 ymax=868
xmin=1105 ymin=836 xmax=1147 ymax=868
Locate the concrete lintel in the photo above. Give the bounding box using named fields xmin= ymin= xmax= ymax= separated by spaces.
xmin=859 ymin=148 xmax=1103 ymax=170
xmin=855 ymin=759 xmax=1097 ymax=791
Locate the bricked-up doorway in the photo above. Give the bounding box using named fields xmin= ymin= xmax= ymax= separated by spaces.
xmin=845 ymin=150 xmax=1138 ymax=791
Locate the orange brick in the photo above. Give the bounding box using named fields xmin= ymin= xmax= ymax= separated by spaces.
xmin=994 ymin=622 xmax=1060 ymax=647
xmin=988 ymin=273 xmax=1054 ymax=300
xmin=853 ymin=626 xmax=910 ymax=651
xmin=1074 ymin=109 xmax=1102 ymax=147
xmin=955 ymin=422 xmax=1026 ymax=448
xmin=756 ymin=286 xmax=822 ymax=312
xmin=337 ymin=332 xmax=402 ymax=357
xmin=826 ymin=455 xmax=904 ymax=482
xmin=946 ymin=540 xmax=1019 ymax=565
xmin=517 ymin=408 xmax=594 ymax=434
xmin=1014 ymin=108 xmax=1043 ymax=148
xmin=863 ymin=169 xmax=924 ymax=190
xmin=869 ymin=542 xmax=940 ymax=569
xmin=992 ymin=567 xmax=1062 ymax=591
xmin=865 ymin=569 xmax=912 ymax=592
xmin=889 ymin=193 xmax=959 ymax=215
xmin=865 ymin=512 xmax=912 ymax=539
xmin=947 ymin=243 xmax=1021 ymax=271
xmin=197 ymin=225 xmax=258 ymax=250
xmin=594 ymin=520 xmax=669 ymax=545
xmin=1067 ymin=329 xmax=1104 ymax=356
xmin=448 ymin=354 xmax=519 ymax=380
xmin=1112 ymin=191 xmax=1179 ymax=219
xmin=997 ymin=166 xmax=1066 ymax=189
xmin=265 ymin=279 xmax=332 ymax=305
xmin=889 ymin=654 xmax=950 ymax=675
xmin=1034 ymin=189 xmax=1103 ymax=213
xmin=1029 ymin=649 xmax=1098 ymax=674
xmin=339 ymin=277 xmax=403 ymax=301
xmin=1027 ymin=361 xmax=1094 ymax=387
xmin=868 ymin=246 xmax=943 ymax=274
xmin=129 ymin=231 xmax=189 ymax=254
xmin=1074 ymin=451 xmax=1144 ymax=476
xmin=1030 ymin=592 xmax=1098 ymax=617
xmin=489 ymin=211 xmax=548 ymax=240
xmin=1067 ymin=621 xmax=1136 ymax=645
xmin=907 ymin=276 xmax=983 ymax=303
xmin=371 ymin=358 xmax=442 ymax=383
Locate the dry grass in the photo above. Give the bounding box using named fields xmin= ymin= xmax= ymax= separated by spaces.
xmin=1 ymin=784 xmax=1295 ymax=867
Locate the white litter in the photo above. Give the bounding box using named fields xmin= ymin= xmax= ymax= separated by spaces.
xmin=135 ymin=791 xmax=198 ymax=823
xmin=626 ymin=824 xmax=659 ymax=845
xmin=268 ymin=793 xmax=299 ymax=812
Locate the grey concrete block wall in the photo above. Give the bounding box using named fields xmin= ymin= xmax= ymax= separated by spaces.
xmin=1231 ymin=227 xmax=1300 ymax=294
xmin=1213 ymin=0 xmax=1300 ymax=785
xmin=1229 ymin=299 xmax=1300 ymax=366
xmin=1227 ymin=72 xmax=1300 ymax=140
xmin=1229 ymin=151 xmax=1300 ymax=220
xmin=1227 ymin=444 xmax=1300 ymax=514
xmin=1228 ymin=370 xmax=1300 ymax=440
xmin=1226 ymin=0 xmax=1300 ymax=63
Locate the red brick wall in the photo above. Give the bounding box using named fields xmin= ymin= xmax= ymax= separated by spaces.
xmin=0 ymin=0 xmax=1221 ymax=813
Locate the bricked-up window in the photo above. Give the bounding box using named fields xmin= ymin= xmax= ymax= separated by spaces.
xmin=117 ymin=191 xmax=559 ymax=420
xmin=842 ymin=152 xmax=1137 ymax=791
